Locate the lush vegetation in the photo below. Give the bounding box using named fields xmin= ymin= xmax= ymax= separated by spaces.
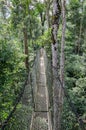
xmin=0 ymin=0 xmax=86 ymax=130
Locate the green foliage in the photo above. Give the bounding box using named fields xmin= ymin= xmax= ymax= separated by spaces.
xmin=4 ymin=104 xmax=32 ymax=130
xmin=0 ymin=0 xmax=86 ymax=130
xmin=0 ymin=1 xmax=27 ymax=124
xmin=36 ymin=29 xmax=51 ymax=46
xmin=61 ymin=0 xmax=86 ymax=129
xmin=0 ymin=33 xmax=26 ymax=123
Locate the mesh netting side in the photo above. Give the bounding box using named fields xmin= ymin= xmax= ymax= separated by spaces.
xmin=43 ymin=49 xmax=53 ymax=128
xmin=44 ymin=50 xmax=53 ymax=109
xmin=31 ymin=51 xmax=40 ymax=110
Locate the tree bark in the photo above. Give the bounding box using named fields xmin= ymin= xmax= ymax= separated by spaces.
xmin=44 ymin=0 xmax=51 ymax=28
xmin=51 ymin=0 xmax=61 ymax=130
xmin=77 ymin=0 xmax=84 ymax=55
xmin=40 ymin=12 xmax=46 ymax=35
xmin=59 ymin=0 xmax=66 ymax=124
xmin=60 ymin=0 xmax=66 ymax=93
xmin=23 ymin=27 xmax=29 ymax=70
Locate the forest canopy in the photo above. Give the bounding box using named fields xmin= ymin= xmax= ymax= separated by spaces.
xmin=0 ymin=0 xmax=86 ymax=130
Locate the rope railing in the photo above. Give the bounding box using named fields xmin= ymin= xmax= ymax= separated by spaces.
xmin=52 ymin=65 xmax=85 ymax=130
xmin=43 ymin=49 xmax=85 ymax=130
xmin=0 ymin=49 xmax=39 ymax=130
xmin=1 ymin=73 xmax=29 ymax=130
xmin=42 ymin=50 xmax=86 ymax=129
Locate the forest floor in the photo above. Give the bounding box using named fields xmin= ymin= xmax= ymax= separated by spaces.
xmin=30 ymin=49 xmax=52 ymax=130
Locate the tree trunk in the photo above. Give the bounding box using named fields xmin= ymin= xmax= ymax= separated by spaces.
xmin=23 ymin=27 xmax=29 ymax=70
xmin=51 ymin=0 xmax=61 ymax=130
xmin=77 ymin=0 xmax=84 ymax=55
xmin=40 ymin=12 xmax=46 ymax=35
xmin=59 ymin=0 xmax=66 ymax=123
xmin=44 ymin=0 xmax=51 ymax=28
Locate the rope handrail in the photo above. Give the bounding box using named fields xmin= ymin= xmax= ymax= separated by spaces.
xmin=52 ymin=65 xmax=85 ymax=130
xmin=1 ymin=49 xmax=40 ymax=130
xmin=1 ymin=73 xmax=29 ymax=130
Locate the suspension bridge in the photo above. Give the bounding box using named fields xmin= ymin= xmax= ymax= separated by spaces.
xmin=1 ymin=48 xmax=85 ymax=130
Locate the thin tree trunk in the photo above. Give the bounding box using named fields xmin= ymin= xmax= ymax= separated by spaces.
xmin=78 ymin=0 xmax=84 ymax=55
xmin=51 ymin=0 xmax=61 ymax=130
xmin=23 ymin=27 xmax=29 ymax=70
xmin=44 ymin=0 xmax=51 ymax=28
xmin=40 ymin=12 xmax=46 ymax=35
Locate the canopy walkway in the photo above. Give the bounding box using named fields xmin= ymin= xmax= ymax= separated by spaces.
xmin=1 ymin=48 xmax=85 ymax=130
xmin=30 ymin=48 xmax=52 ymax=130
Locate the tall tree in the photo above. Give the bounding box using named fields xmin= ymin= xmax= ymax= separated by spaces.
xmin=11 ymin=0 xmax=31 ymax=70
xmin=23 ymin=27 xmax=29 ymax=70
xmin=44 ymin=0 xmax=52 ymax=28
xmin=51 ymin=0 xmax=61 ymax=130
xmin=59 ymin=0 xmax=66 ymax=126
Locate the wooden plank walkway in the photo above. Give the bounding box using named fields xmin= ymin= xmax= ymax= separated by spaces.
xmin=30 ymin=49 xmax=52 ymax=130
